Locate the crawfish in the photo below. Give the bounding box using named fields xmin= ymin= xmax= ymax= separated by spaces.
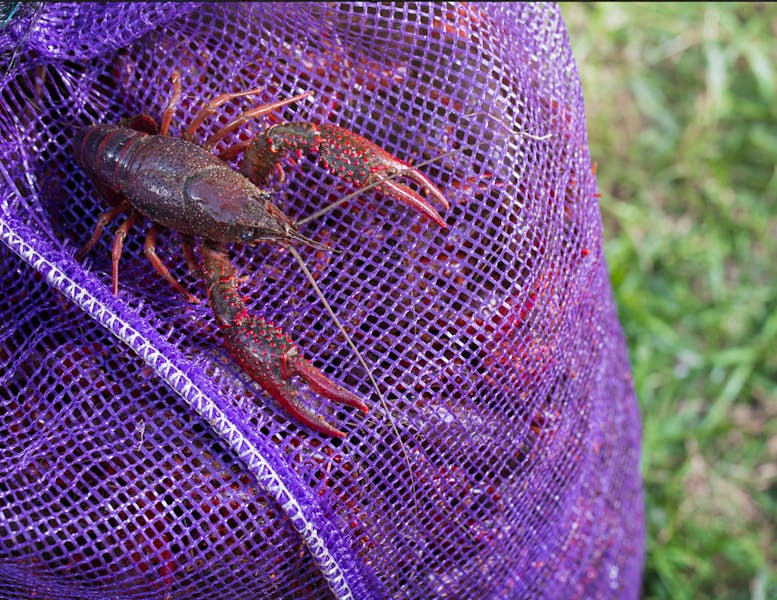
xmin=72 ymin=72 xmax=448 ymax=437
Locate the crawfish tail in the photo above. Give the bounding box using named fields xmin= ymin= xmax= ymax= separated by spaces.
xmin=73 ymin=125 xmax=145 ymax=188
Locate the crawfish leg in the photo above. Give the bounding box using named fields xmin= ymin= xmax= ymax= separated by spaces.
xmin=181 ymin=235 xmax=199 ymax=276
xmin=183 ymin=78 xmax=312 ymax=148
xmin=202 ymin=91 xmax=313 ymax=151
xmin=200 ymin=243 xmax=367 ymax=438
xmin=217 ymin=139 xmax=252 ymax=164
xmin=184 ymin=86 xmax=266 ymax=142
xmin=159 ymin=71 xmax=182 ymax=136
xmin=122 ymin=113 xmax=159 ymax=135
xmin=110 ymin=211 xmax=138 ymax=296
xmin=240 ymin=123 xmax=449 ymax=226
xmin=143 ymin=223 xmax=199 ymax=303
xmin=75 ymin=199 xmax=130 ymax=261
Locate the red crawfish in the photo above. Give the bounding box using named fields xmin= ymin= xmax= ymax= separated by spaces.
xmin=72 ymin=72 xmax=449 ymax=438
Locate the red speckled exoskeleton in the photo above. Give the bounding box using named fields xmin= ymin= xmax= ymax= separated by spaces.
xmin=72 ymin=72 xmax=448 ymax=437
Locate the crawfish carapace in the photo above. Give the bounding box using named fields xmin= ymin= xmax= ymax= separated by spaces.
xmin=73 ymin=71 xmax=449 ymax=437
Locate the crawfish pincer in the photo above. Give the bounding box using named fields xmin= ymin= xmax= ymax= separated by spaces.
xmin=200 ymin=243 xmax=369 ymax=437
xmin=72 ymin=71 xmax=448 ymax=437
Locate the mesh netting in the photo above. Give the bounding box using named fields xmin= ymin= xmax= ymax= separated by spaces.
xmin=0 ymin=3 xmax=644 ymax=599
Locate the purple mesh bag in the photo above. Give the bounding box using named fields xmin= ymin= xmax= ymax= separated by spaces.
xmin=0 ymin=3 xmax=644 ymax=598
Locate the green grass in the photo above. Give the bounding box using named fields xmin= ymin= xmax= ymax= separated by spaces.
xmin=560 ymin=3 xmax=777 ymax=599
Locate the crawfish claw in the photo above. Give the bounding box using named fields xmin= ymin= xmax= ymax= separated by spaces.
xmin=374 ymin=177 xmax=447 ymax=228
xmin=221 ymin=315 xmax=366 ymax=438
xmin=290 ymin=353 xmax=368 ymax=413
xmin=241 ymin=122 xmax=449 ymax=227
xmin=202 ymin=243 xmax=367 ymax=437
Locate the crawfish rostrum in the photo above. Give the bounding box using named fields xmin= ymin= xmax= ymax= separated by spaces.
xmin=72 ymin=72 xmax=449 ymax=437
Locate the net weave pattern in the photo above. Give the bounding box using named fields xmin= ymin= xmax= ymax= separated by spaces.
xmin=0 ymin=3 xmax=644 ymax=599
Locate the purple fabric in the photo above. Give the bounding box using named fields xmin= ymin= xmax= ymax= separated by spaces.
xmin=0 ymin=3 xmax=644 ymax=598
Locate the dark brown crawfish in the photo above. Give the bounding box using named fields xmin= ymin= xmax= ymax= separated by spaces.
xmin=72 ymin=72 xmax=449 ymax=437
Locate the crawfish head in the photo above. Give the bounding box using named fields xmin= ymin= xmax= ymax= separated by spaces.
xmin=182 ymin=166 xmax=327 ymax=249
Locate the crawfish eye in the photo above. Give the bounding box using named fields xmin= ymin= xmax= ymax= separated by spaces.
xmin=240 ymin=231 xmax=253 ymax=242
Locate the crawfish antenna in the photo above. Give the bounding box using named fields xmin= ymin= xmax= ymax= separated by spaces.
xmin=288 ymin=245 xmax=418 ymax=516
xmin=285 ymin=227 xmax=339 ymax=254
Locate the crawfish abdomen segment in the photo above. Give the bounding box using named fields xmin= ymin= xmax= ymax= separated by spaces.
xmin=73 ymin=125 xmax=147 ymax=198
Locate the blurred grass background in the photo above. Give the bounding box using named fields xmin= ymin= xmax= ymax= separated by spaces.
xmin=560 ymin=3 xmax=777 ymax=599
